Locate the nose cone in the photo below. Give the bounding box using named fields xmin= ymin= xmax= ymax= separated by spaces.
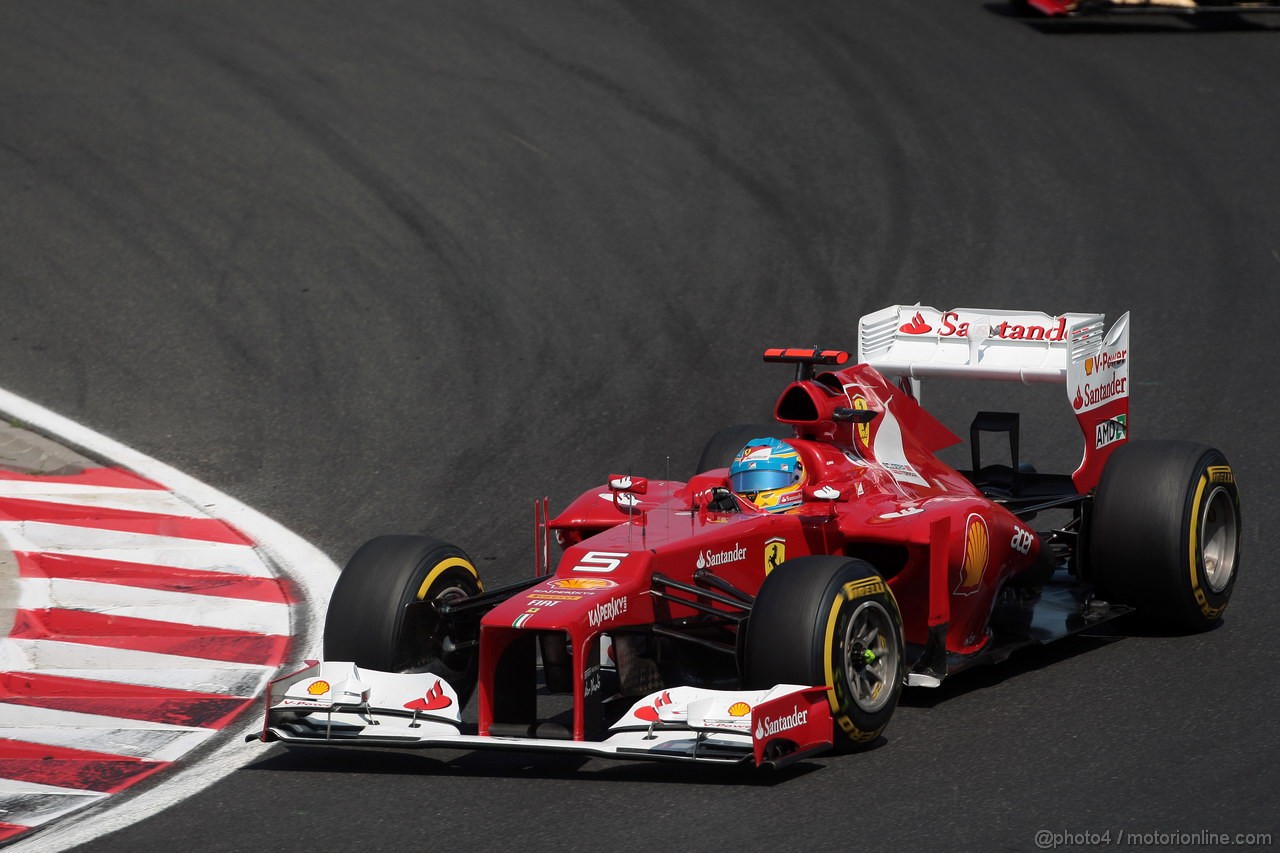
xmin=483 ymin=574 xmax=645 ymax=632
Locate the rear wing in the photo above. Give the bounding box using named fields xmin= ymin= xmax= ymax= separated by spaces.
xmin=857 ymin=305 xmax=1130 ymax=491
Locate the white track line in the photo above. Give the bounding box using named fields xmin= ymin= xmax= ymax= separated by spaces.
xmin=0 ymin=521 xmax=271 ymax=575
xmin=1 ymin=639 xmax=275 ymax=696
xmin=18 ymin=577 xmax=290 ymax=634
xmin=0 ymin=386 xmax=339 ymax=853
xmin=0 ymin=780 xmax=107 ymax=829
xmin=0 ymin=705 xmax=214 ymax=762
xmin=0 ymin=481 xmax=208 ymax=517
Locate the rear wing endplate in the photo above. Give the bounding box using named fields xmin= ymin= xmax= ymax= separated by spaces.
xmin=858 ymin=305 xmax=1130 ymax=491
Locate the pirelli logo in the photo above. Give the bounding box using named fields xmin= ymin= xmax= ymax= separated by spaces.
xmin=842 ymin=577 xmax=886 ymax=600
xmin=1207 ymin=465 xmax=1234 ymax=485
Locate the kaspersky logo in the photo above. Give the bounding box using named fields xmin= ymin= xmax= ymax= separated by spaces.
xmin=587 ymin=595 xmax=628 ymax=628
xmin=754 ymin=705 xmax=809 ymax=739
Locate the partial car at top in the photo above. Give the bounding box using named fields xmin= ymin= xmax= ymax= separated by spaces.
xmin=1014 ymin=0 xmax=1280 ymax=17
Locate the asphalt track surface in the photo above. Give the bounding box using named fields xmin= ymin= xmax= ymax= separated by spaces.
xmin=2 ymin=1 xmax=1278 ymax=850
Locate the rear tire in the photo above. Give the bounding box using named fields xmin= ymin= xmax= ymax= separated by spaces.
xmin=324 ymin=535 xmax=484 ymax=705
xmin=1088 ymin=441 xmax=1240 ymax=632
xmin=745 ymin=556 xmax=904 ymax=751
xmin=695 ymin=423 xmax=792 ymax=474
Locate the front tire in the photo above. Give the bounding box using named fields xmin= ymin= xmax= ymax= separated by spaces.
xmin=1088 ymin=441 xmax=1240 ymax=632
xmin=324 ymin=535 xmax=484 ymax=705
xmin=744 ymin=556 xmax=905 ymax=751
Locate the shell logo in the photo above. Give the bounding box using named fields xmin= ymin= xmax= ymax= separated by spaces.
xmin=549 ymin=578 xmax=617 ymax=590
xmin=728 ymin=701 xmax=751 ymax=718
xmin=306 ymin=680 xmax=331 ymax=696
xmin=954 ymin=513 xmax=989 ymax=596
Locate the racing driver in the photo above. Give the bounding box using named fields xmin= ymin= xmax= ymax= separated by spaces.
xmin=728 ymin=437 xmax=808 ymax=513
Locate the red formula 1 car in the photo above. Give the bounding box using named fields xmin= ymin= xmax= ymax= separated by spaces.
xmin=255 ymin=305 xmax=1241 ymax=768
xmin=1015 ymin=0 xmax=1280 ymax=16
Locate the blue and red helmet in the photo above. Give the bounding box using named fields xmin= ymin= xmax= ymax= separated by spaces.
xmin=729 ymin=437 xmax=806 ymax=512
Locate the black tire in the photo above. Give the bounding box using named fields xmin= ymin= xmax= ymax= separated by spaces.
xmin=744 ymin=556 xmax=905 ymax=751
xmin=1088 ymin=441 xmax=1240 ymax=632
xmin=324 ymin=535 xmax=484 ymax=705
xmin=695 ymin=423 xmax=792 ymax=475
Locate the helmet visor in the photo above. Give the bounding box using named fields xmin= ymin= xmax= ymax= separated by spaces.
xmin=730 ymin=468 xmax=795 ymax=495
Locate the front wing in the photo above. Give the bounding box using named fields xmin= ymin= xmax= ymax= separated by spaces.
xmin=254 ymin=661 xmax=833 ymax=769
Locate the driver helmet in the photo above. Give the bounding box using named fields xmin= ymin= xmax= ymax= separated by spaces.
xmin=729 ymin=437 xmax=806 ymax=513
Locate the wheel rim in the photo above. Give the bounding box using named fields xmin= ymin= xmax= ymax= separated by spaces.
xmin=842 ymin=600 xmax=898 ymax=713
xmin=400 ymin=582 xmax=471 ymax=673
xmin=1200 ymin=486 xmax=1238 ymax=594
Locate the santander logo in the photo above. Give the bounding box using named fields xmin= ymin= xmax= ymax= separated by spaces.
xmin=696 ymin=543 xmax=747 ymax=569
xmin=899 ymin=310 xmax=1069 ymax=342
xmin=635 ymin=690 xmax=673 ymax=722
xmin=1073 ymin=377 xmax=1128 ymax=412
xmin=403 ymin=680 xmax=452 ymax=712
xmin=899 ymin=312 xmax=932 ymax=334
xmin=754 ymin=705 xmax=809 ymax=739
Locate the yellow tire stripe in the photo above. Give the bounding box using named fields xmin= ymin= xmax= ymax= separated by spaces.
xmin=1187 ymin=473 xmax=1226 ymax=619
xmin=416 ymin=556 xmax=481 ymax=600
xmin=1187 ymin=475 xmax=1207 ymax=593
xmin=822 ymin=593 xmax=843 ymax=714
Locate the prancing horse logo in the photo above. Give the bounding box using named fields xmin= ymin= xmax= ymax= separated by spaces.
xmin=765 ymin=537 xmax=786 ymax=575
